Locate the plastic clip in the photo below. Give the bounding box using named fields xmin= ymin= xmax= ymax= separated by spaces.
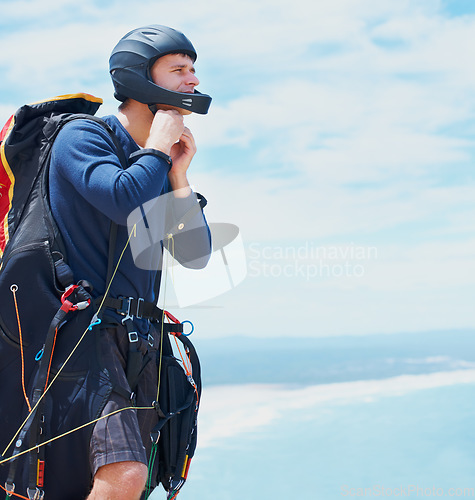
xmin=181 ymin=320 xmax=194 ymax=336
xmin=88 ymin=315 xmax=102 ymax=331
xmin=35 ymin=347 xmax=44 ymax=361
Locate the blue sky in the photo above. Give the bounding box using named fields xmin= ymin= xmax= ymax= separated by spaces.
xmin=1 ymin=0 xmax=474 ymax=339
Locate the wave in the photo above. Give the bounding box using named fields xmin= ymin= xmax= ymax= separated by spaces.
xmin=198 ymin=369 xmax=475 ymax=448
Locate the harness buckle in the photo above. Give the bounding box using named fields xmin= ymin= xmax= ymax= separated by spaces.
xmin=120 ymin=297 xmax=135 ymax=324
xmin=5 ymin=482 xmax=15 ymax=496
xmin=119 ymin=296 xmax=145 ymax=321
xmin=151 ymin=430 xmax=160 ymax=444
xmin=27 ymin=487 xmax=44 ymax=500
xmin=128 ymin=331 xmax=139 ymax=343
xmin=148 ymin=333 xmax=154 ymax=347
xmin=117 ymin=296 xmax=132 ymax=316
xmin=136 ymin=298 xmax=144 ymax=319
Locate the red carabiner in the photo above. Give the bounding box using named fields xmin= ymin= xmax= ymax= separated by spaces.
xmin=164 ymin=310 xmax=180 ymax=324
xmin=61 ymin=285 xmax=80 ymax=312
xmin=60 ymin=285 xmax=90 ymax=312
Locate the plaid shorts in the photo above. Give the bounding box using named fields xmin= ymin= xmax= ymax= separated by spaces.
xmin=89 ymin=323 xmax=160 ymax=477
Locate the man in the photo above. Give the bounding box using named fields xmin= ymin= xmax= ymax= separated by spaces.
xmin=48 ymin=25 xmax=212 ymax=499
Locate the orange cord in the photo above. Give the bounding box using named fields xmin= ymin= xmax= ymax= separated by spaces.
xmin=164 ymin=311 xmax=200 ymax=409
xmin=11 ymin=285 xmax=31 ymax=412
xmin=172 ymin=335 xmax=192 ymax=375
xmin=172 ymin=334 xmax=199 ymax=407
xmin=0 ymin=482 xmax=30 ymax=500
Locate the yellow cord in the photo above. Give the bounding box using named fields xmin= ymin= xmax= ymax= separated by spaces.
xmin=0 ymin=406 xmax=153 ymax=466
xmin=2 ymin=224 xmax=137 ymax=458
xmin=155 ymin=233 xmax=174 ymax=402
xmin=2 ymin=224 xmax=180 ymax=465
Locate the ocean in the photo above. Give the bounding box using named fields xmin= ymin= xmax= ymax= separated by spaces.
xmin=149 ymin=330 xmax=475 ymax=499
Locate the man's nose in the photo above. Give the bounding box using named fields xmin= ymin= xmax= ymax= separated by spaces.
xmin=188 ymin=72 xmax=200 ymax=87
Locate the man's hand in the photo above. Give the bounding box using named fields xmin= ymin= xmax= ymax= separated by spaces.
xmin=170 ymin=127 xmax=196 ymax=174
xmin=144 ymin=109 xmax=185 ymax=154
xmin=144 ymin=109 xmax=196 ymax=196
xmin=167 ymin=127 xmax=196 ymax=196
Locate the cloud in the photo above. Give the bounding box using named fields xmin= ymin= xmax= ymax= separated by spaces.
xmin=1 ymin=0 xmax=473 ymax=338
xmin=198 ymin=369 xmax=475 ymax=448
xmin=0 ymin=23 xmax=118 ymax=100
xmin=190 ymin=167 xmax=475 ymax=245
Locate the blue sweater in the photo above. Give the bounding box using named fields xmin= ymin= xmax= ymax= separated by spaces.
xmin=49 ymin=115 xmax=210 ymax=333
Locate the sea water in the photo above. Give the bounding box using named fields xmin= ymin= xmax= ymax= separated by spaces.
xmin=150 ymin=331 xmax=475 ymax=499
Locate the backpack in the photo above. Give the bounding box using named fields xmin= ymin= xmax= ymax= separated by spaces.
xmin=0 ymin=94 xmax=202 ymax=500
xmin=149 ymin=311 xmax=202 ymax=500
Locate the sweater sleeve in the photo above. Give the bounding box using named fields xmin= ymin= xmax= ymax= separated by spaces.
xmin=50 ymin=118 xmax=170 ymax=225
xmin=165 ymin=192 xmax=212 ymax=269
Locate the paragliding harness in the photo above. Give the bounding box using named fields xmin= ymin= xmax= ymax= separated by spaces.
xmin=0 ymin=94 xmax=202 ymax=500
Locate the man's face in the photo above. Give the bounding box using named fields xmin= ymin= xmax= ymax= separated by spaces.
xmin=150 ymin=53 xmax=200 ymax=114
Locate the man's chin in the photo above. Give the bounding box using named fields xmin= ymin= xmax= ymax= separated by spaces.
xmin=154 ymin=103 xmax=192 ymax=115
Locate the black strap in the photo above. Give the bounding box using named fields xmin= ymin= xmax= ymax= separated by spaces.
xmin=129 ymin=148 xmax=172 ymax=166
xmin=73 ymin=115 xmax=129 ymax=317
xmin=99 ymin=116 xmax=128 ymax=301
xmin=97 ymin=296 xmax=183 ymax=333
xmin=105 ymin=222 xmax=118 ymax=297
xmin=52 ymin=113 xmax=128 ymax=300
xmin=53 ymin=254 xmax=74 ymax=289
xmin=121 ymin=317 xmax=152 ymax=395
xmin=5 ymin=114 xmax=131 ymax=495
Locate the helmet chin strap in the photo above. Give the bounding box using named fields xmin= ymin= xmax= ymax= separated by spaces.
xmin=147 ymin=99 xmax=204 ymax=117
xmin=147 ymin=103 xmax=188 ymax=115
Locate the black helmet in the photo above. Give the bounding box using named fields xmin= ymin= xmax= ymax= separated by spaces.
xmin=109 ymin=25 xmax=212 ymax=114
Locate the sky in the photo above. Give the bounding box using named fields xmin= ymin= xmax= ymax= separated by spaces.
xmin=1 ymin=0 xmax=474 ymax=339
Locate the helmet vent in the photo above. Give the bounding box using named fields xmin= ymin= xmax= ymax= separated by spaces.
xmin=142 ymin=30 xmax=160 ymax=37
